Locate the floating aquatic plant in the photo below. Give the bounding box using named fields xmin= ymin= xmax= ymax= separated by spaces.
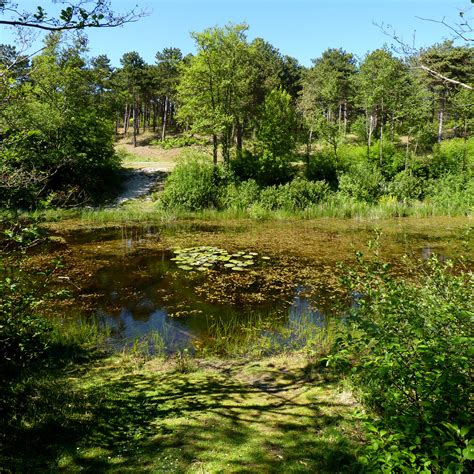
xmin=172 ymin=246 xmax=270 ymax=272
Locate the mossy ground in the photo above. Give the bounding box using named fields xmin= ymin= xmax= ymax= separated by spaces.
xmin=2 ymin=353 xmax=362 ymax=473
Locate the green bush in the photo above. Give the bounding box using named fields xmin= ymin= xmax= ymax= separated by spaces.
xmin=229 ymin=150 xmax=262 ymax=182
xmin=338 ymin=162 xmax=385 ymax=203
xmin=0 ymin=271 xmax=52 ymax=371
xmin=386 ymin=170 xmax=424 ymax=201
xmin=424 ymin=173 xmax=474 ymax=213
xmin=159 ymin=154 xmax=227 ymax=211
xmin=306 ymin=149 xmax=342 ymax=188
xmin=149 ymin=135 xmax=208 ymax=149
xmin=220 ymin=179 xmax=261 ymax=210
xmin=335 ymin=254 xmax=473 ymax=472
xmin=276 ymin=178 xmax=330 ymax=210
xmin=0 ymin=114 xmax=120 ymax=208
xmin=230 ymin=150 xmax=295 ymax=186
xmin=431 ymin=137 xmax=474 ymax=177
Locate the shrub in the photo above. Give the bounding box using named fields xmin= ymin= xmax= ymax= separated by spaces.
xmin=258 ymin=185 xmax=281 ymax=210
xmin=338 ymin=162 xmax=385 ymax=203
xmin=431 ymin=137 xmax=474 ymax=177
xmin=424 ymin=173 xmax=474 ymax=213
xmin=220 ymin=179 xmax=261 ymax=210
xmin=229 ymin=150 xmax=262 ymax=182
xmin=230 ymin=150 xmax=295 ymax=186
xmin=335 ymin=254 xmax=473 ymax=472
xmin=254 ymin=178 xmax=330 ymax=211
xmin=159 ymin=154 xmax=227 ymax=211
xmin=386 ymin=170 xmax=424 ymax=201
xmin=306 ymin=149 xmax=341 ymax=188
xmin=276 ymin=178 xmax=330 ymax=210
xmin=149 ymin=135 xmax=208 ymax=149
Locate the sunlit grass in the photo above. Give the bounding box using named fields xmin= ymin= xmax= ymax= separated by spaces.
xmin=2 ymin=351 xmax=362 ymax=472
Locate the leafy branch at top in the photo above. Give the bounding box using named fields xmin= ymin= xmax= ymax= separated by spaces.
xmin=0 ymin=0 xmax=148 ymax=31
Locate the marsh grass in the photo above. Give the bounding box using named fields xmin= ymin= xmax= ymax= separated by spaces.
xmin=46 ymin=195 xmax=471 ymax=227
xmin=199 ymin=311 xmax=344 ymax=359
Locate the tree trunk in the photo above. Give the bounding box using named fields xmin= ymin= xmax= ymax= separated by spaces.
xmin=212 ymin=134 xmax=218 ymax=166
xmin=124 ymin=104 xmax=129 ymax=134
xmin=161 ymin=96 xmax=168 ymax=141
xmin=405 ymin=135 xmax=410 ymax=171
xmin=368 ymin=113 xmax=374 ymax=155
xmin=379 ymin=99 xmax=384 ymax=167
xmin=343 ymin=101 xmax=348 ymax=136
xmin=152 ymin=103 xmax=157 ymax=132
xmin=306 ymin=128 xmax=313 ymax=161
xmin=133 ymin=102 xmax=138 ymax=148
xmin=222 ymin=129 xmax=231 ymax=164
xmin=235 ymin=120 xmax=243 ymax=154
xmin=437 ymin=107 xmax=444 ymax=143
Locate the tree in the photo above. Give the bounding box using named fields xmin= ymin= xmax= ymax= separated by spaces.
xmin=176 ymin=23 xmax=254 ymax=164
xmin=0 ymin=0 xmax=145 ymax=31
xmin=355 ymin=49 xmax=410 ymax=164
xmin=376 ymin=2 xmax=473 ymax=90
xmin=155 ymin=47 xmax=183 ymax=140
xmin=299 ymin=48 xmax=356 ymax=157
xmin=256 ymin=88 xmax=296 ymax=158
xmin=417 ymin=42 xmax=474 ymax=142
xmin=0 ymin=33 xmax=119 ymax=207
xmin=118 ymin=51 xmax=146 ymax=146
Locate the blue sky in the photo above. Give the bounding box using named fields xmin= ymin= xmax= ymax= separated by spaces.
xmin=0 ymin=1 xmax=470 ymax=66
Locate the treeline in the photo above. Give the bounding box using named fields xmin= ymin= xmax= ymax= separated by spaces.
xmin=0 ymin=23 xmax=473 ymax=207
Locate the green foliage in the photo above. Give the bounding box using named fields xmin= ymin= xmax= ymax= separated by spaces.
xmin=336 ymin=253 xmax=473 ymax=472
xmin=159 ymin=154 xmax=228 ymax=211
xmin=386 ymin=171 xmax=424 ymax=201
xmin=220 ymin=178 xmax=329 ymax=212
xmin=306 ymin=148 xmax=345 ymax=187
xmin=149 ymin=135 xmax=207 ymax=149
xmin=176 ymin=23 xmax=254 ymax=162
xmin=230 ymin=149 xmax=295 ymax=186
xmin=0 ymin=36 xmax=120 ymax=208
xmin=338 ymin=162 xmax=385 ymax=203
xmin=220 ymin=179 xmax=261 ymax=210
xmin=431 ymin=137 xmax=474 ymax=177
xmin=267 ymin=178 xmax=330 ymax=210
xmin=425 ymin=173 xmax=474 ymax=214
xmin=0 ymin=274 xmax=52 ymax=369
xmin=256 ymin=88 xmax=296 ymax=158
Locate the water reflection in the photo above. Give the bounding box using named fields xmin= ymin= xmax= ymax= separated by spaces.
xmin=102 ymin=308 xmax=194 ymax=353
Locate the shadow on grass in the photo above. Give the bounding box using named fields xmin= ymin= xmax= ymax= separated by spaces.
xmin=1 ymin=360 xmax=362 ymax=473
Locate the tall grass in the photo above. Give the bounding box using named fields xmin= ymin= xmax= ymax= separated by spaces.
xmin=197 ymin=311 xmax=344 ymax=358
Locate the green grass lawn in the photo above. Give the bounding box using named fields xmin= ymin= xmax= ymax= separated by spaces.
xmin=2 ymin=353 xmax=362 ymax=473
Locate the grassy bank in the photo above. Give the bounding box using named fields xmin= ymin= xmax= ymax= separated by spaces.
xmin=1 ymin=350 xmax=362 ymax=472
xmin=29 ymin=195 xmax=472 ymax=230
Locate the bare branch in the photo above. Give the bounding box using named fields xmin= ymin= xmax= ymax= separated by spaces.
xmin=416 ymin=64 xmax=473 ymax=90
xmin=415 ymin=15 xmax=473 ymax=43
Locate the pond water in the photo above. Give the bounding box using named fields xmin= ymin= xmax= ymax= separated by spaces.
xmin=46 ymin=218 xmax=472 ymax=354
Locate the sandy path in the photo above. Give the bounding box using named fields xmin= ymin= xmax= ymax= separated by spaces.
xmin=114 ymin=168 xmax=168 ymax=205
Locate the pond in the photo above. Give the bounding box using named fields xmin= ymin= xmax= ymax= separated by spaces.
xmin=41 ymin=217 xmax=472 ymax=354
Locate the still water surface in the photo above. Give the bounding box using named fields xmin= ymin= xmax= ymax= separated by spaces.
xmin=53 ymin=218 xmax=472 ymax=352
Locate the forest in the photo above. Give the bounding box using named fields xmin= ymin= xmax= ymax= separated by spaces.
xmin=0 ymin=1 xmax=473 ymax=473
xmin=1 ymin=23 xmax=473 ymax=211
